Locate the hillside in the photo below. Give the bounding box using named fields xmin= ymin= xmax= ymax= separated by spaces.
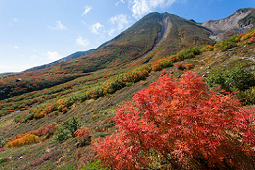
xmin=46 ymin=12 xmax=215 ymax=74
xmin=23 ymin=49 xmax=95 ymax=72
xmin=0 ymin=9 xmax=255 ymax=169
xmin=0 ymin=12 xmax=215 ymax=101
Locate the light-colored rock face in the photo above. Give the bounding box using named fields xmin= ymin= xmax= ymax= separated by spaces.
xmin=202 ymin=10 xmax=251 ymax=31
xmin=202 ymin=9 xmax=254 ymax=41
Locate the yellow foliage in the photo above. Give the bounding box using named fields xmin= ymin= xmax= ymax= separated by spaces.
xmin=7 ymin=134 xmax=39 ymax=148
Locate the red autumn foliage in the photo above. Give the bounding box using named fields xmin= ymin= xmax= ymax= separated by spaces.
xmin=95 ymin=71 xmax=255 ymax=169
xmin=249 ymin=36 xmax=255 ymax=43
xmin=29 ymin=123 xmax=57 ymax=137
xmin=174 ymin=62 xmax=185 ymax=70
xmin=74 ymin=127 xmax=91 ymax=143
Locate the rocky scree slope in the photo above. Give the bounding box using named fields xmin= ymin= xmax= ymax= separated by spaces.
xmin=202 ymin=8 xmax=255 ymax=41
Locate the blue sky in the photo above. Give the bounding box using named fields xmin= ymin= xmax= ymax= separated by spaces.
xmin=0 ymin=0 xmax=254 ymax=73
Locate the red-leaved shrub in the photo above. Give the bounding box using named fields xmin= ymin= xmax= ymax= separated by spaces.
xmin=74 ymin=127 xmax=91 ymax=143
xmin=95 ymin=71 xmax=255 ymax=169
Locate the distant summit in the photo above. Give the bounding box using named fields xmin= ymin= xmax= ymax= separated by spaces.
xmin=23 ymin=49 xmax=95 ymax=72
xmin=202 ymin=8 xmax=255 ymax=41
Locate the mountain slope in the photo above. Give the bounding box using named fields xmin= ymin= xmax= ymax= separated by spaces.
xmin=46 ymin=12 xmax=215 ymax=74
xmin=136 ymin=13 xmax=215 ymax=63
xmin=23 ymin=49 xmax=95 ymax=72
xmin=0 ymin=8 xmax=255 ymax=169
xmin=0 ymin=31 xmax=255 ymax=169
xmin=202 ymin=8 xmax=255 ymax=41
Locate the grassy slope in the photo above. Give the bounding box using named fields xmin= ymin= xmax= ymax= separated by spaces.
xmin=0 ymin=12 xmax=215 ymax=102
xmin=0 ymin=35 xmax=254 ymax=169
xmin=0 ymin=11 xmax=254 ymax=169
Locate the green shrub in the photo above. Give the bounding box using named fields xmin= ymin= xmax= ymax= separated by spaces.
xmin=178 ymin=47 xmax=200 ymax=59
xmin=214 ymin=35 xmax=239 ymax=51
xmin=206 ymin=64 xmax=255 ymax=92
xmin=63 ymin=117 xmax=81 ymax=137
xmin=80 ymin=160 xmax=110 ymax=170
xmin=0 ymin=133 xmax=5 ymax=148
xmin=0 ymin=157 xmax=10 ymax=164
xmin=24 ymin=113 xmax=34 ymax=122
xmin=160 ymin=60 xmax=173 ymax=68
xmin=237 ymin=86 xmax=255 ymax=105
xmin=53 ymin=126 xmax=71 ymax=143
xmin=14 ymin=114 xmax=22 ymax=123
xmin=108 ymin=80 xmax=125 ymax=94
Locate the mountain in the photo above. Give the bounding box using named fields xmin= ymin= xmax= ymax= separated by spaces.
xmin=45 ymin=12 xmax=215 ymax=74
xmin=0 ymin=8 xmax=255 ymax=169
xmin=202 ymin=8 xmax=255 ymax=41
xmin=23 ymin=49 xmax=95 ymax=72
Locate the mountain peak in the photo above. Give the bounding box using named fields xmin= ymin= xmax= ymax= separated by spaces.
xmin=202 ymin=8 xmax=255 ymax=41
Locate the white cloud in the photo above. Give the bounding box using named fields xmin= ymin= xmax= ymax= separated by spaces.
xmin=82 ymin=5 xmax=92 ymax=16
xmin=110 ymin=14 xmax=129 ymax=30
xmin=14 ymin=46 xmax=18 ymax=49
xmin=90 ymin=22 xmax=104 ymax=34
xmin=48 ymin=21 xmax=67 ymax=30
xmin=45 ymin=51 xmax=62 ymax=61
xmin=108 ymin=14 xmax=130 ymax=36
xmin=81 ymin=20 xmax=86 ymax=25
xmin=116 ymin=0 xmax=125 ymax=6
xmin=30 ymin=55 xmax=41 ymax=60
xmin=129 ymin=0 xmax=177 ymax=19
xmin=13 ymin=18 xmax=19 ymax=22
xmin=9 ymin=18 xmax=20 ymax=26
xmin=108 ymin=29 xmax=116 ymax=36
xmin=76 ymin=36 xmax=89 ymax=46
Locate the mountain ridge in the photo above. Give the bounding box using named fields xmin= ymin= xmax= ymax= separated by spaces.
xmin=23 ymin=49 xmax=95 ymax=72
xmin=202 ymin=8 xmax=255 ymax=41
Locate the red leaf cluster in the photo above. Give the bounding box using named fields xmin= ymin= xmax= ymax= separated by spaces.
xmin=74 ymin=127 xmax=90 ymax=143
xmin=29 ymin=123 xmax=57 ymax=137
xmin=95 ymin=71 xmax=255 ymax=169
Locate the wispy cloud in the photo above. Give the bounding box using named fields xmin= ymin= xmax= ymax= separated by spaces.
xmin=110 ymin=14 xmax=129 ymax=30
xmin=82 ymin=5 xmax=92 ymax=16
xmin=13 ymin=18 xmax=19 ymax=22
xmin=9 ymin=18 xmax=20 ymax=26
xmin=108 ymin=29 xmax=116 ymax=36
xmin=129 ymin=0 xmax=177 ymax=19
xmin=45 ymin=51 xmax=62 ymax=61
xmin=76 ymin=36 xmax=89 ymax=46
xmin=48 ymin=21 xmax=67 ymax=30
xmin=14 ymin=46 xmax=19 ymax=49
xmin=90 ymin=22 xmax=104 ymax=34
xmin=81 ymin=20 xmax=86 ymax=25
xmin=108 ymin=14 xmax=130 ymax=36
xmin=116 ymin=0 xmax=125 ymax=6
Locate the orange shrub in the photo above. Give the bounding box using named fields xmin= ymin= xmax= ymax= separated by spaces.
xmin=74 ymin=127 xmax=91 ymax=143
xmin=7 ymin=134 xmax=39 ymax=147
xmin=151 ymin=60 xmax=162 ymax=71
xmin=169 ymin=54 xmax=182 ymax=63
xmin=183 ymin=64 xmax=194 ymax=70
